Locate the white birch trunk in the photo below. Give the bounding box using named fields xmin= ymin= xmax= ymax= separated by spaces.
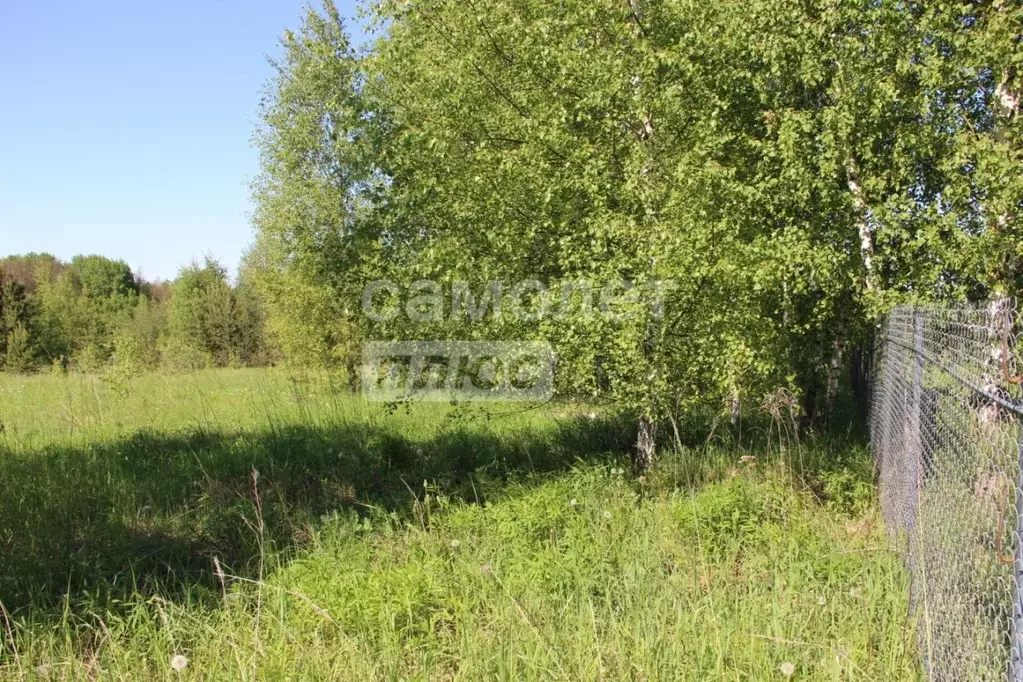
xmin=845 ymin=155 xmax=874 ymax=292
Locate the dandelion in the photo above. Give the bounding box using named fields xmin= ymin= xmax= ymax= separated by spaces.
xmin=450 ymin=539 xmax=461 ymax=549
xmin=480 ymin=563 xmax=493 ymax=576
xmin=603 ymin=510 xmax=612 ymax=520
xmin=570 ymin=498 xmax=578 ymax=506
xmin=415 ymin=447 xmax=424 ymax=456
xmin=779 ymin=661 xmax=795 ymax=677
xmin=170 ymin=655 xmax=189 ymax=672
xmin=817 ymin=595 xmax=827 ymax=606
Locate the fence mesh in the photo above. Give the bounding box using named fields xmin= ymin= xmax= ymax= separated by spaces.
xmin=872 ymin=300 xmax=1023 ymax=681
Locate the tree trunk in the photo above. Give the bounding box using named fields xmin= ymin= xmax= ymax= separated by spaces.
xmin=823 ymin=324 xmax=846 ymax=425
xmin=633 ymin=414 xmax=656 ymax=474
xmin=995 ymin=68 xmax=1018 ymax=142
xmin=628 ymin=0 xmax=660 ymax=478
xmin=782 ymin=279 xmax=791 ymax=329
xmin=850 ymin=341 xmax=871 ymax=425
xmin=800 ymin=382 xmax=818 ymax=433
xmin=993 ymin=67 xmax=1018 ymax=268
xmin=981 ymin=296 xmax=1013 ymax=425
xmin=845 ymin=155 xmax=874 ymax=292
xmin=345 ymin=354 xmax=359 ymax=393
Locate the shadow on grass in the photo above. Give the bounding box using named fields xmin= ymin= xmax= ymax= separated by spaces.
xmin=0 ymin=412 xmax=633 ymax=618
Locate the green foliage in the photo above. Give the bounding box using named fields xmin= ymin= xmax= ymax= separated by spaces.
xmin=247 ymin=0 xmax=1023 ymax=464
xmin=33 ymin=265 xmax=84 ymax=365
xmin=0 ymin=252 xmax=63 ymax=293
xmin=162 ymin=257 xmax=272 ymax=371
xmin=164 ymin=258 xmax=235 ymax=367
xmin=115 ymin=296 xmax=165 ymax=369
xmin=10 ymin=254 xmax=141 ymax=370
xmin=69 ymin=254 xmax=138 ymax=300
xmin=0 ymin=274 xmax=38 ymax=372
xmin=107 ymin=325 xmax=154 ymax=395
xmin=250 ymin=1 xmax=384 ymax=373
xmin=0 ymin=253 xmax=273 ymax=374
xmin=232 ymin=272 xmax=275 ymax=366
xmin=3 ymin=323 xmax=36 ymax=373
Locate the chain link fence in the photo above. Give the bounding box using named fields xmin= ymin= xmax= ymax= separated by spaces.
xmin=872 ymin=301 xmax=1023 ymax=681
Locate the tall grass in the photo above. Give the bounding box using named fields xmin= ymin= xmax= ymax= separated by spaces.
xmin=0 ymin=369 xmax=917 ymax=680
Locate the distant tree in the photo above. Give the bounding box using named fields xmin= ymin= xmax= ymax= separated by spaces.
xmin=0 ymin=253 xmax=63 ymax=294
xmin=138 ymin=278 xmax=172 ymax=303
xmin=232 ymin=266 xmax=274 ymax=366
xmin=0 ymin=251 xmax=272 ymax=373
xmin=113 ymin=295 xmax=165 ymax=370
xmin=26 ymin=255 xmax=139 ymax=369
xmin=0 ymin=274 xmax=38 ymax=372
xmin=163 ymin=259 xmax=232 ymax=368
xmin=33 ymin=267 xmax=84 ymax=365
xmin=70 ymin=255 xmax=138 ymax=300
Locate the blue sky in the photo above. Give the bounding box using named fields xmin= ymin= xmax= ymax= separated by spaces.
xmin=0 ymin=0 xmax=364 ymax=282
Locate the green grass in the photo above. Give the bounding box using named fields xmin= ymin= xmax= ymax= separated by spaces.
xmin=0 ymin=369 xmax=918 ymax=680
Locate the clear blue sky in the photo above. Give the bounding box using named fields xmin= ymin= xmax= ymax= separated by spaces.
xmin=0 ymin=0 xmax=363 ymax=282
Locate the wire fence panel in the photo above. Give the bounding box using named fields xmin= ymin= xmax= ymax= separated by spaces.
xmin=872 ymin=301 xmax=1023 ymax=681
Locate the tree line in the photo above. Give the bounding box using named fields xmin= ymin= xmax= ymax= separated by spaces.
xmin=249 ymin=0 xmax=1022 ymax=468
xmin=0 ymin=253 xmax=274 ymax=373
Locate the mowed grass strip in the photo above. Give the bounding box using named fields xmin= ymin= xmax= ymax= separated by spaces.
xmin=0 ymin=369 xmax=917 ymax=680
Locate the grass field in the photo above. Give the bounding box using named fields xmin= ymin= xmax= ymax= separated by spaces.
xmin=0 ymin=369 xmax=918 ymax=680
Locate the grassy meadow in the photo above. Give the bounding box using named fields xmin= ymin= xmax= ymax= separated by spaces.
xmin=0 ymin=369 xmax=918 ymax=680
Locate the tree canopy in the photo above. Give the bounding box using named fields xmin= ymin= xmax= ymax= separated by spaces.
xmin=248 ymin=0 xmax=1022 ymax=467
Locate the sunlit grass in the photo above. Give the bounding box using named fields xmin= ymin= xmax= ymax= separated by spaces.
xmin=0 ymin=369 xmax=917 ymax=680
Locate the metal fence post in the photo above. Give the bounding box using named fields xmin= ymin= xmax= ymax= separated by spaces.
xmin=1012 ymin=422 xmax=1023 ymax=682
xmin=908 ymin=310 xmax=924 ymax=541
